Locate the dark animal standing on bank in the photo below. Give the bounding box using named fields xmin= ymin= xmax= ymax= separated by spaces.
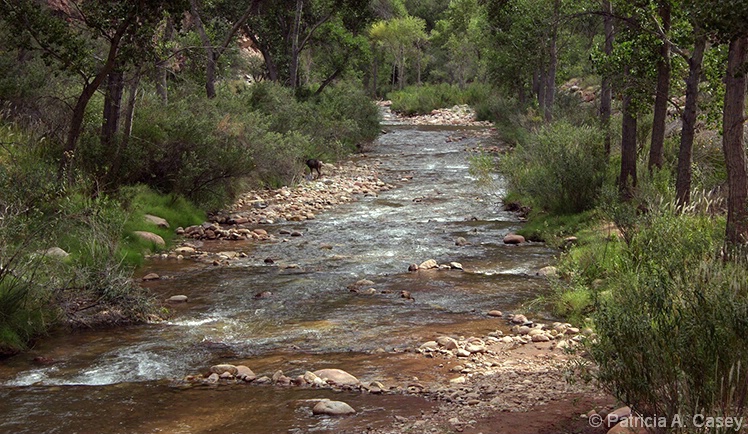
xmin=306 ymin=159 xmax=322 ymax=178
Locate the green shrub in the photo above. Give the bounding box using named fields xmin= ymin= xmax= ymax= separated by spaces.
xmin=585 ymin=206 xmax=748 ymax=428
xmin=501 ymin=121 xmax=607 ymax=214
xmin=388 ymin=82 xmax=489 ymax=116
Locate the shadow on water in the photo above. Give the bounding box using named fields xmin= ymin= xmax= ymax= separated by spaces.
xmin=0 ymin=125 xmax=558 ymax=433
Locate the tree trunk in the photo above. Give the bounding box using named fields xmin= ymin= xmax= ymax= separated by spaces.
xmin=648 ymin=1 xmax=671 ymax=172
xmin=675 ymin=35 xmax=706 ymax=207
xmin=190 ymin=0 xmax=217 ymax=99
xmin=619 ymin=69 xmax=638 ymax=201
xmin=101 ymin=68 xmax=124 ymax=150
xmin=600 ymin=0 xmax=613 ymax=158
xmin=155 ymin=16 xmax=174 ymax=105
xmin=537 ymin=66 xmax=546 ymax=117
xmin=288 ymin=0 xmax=303 ymax=89
xmin=106 ymin=71 xmax=141 ymax=188
xmin=722 ymin=36 xmax=748 ymax=247
xmin=544 ymin=0 xmax=560 ymax=122
xmin=371 ymin=44 xmax=378 ymax=97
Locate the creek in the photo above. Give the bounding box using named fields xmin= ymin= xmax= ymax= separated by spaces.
xmin=0 ymin=125 xmax=556 ymax=433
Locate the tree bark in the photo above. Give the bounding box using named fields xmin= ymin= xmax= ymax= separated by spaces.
xmin=101 ymin=68 xmax=124 ymax=150
xmin=600 ymin=0 xmax=613 ymax=157
xmin=619 ymin=68 xmax=638 ymax=201
xmin=722 ymin=36 xmax=748 ymax=247
xmin=647 ymin=1 xmax=671 ymax=172
xmin=675 ymin=35 xmax=706 ymax=207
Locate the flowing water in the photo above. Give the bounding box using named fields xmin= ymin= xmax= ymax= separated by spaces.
xmin=0 ymin=125 xmax=557 ymax=433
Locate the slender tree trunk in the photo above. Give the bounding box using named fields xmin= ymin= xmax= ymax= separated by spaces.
xmin=288 ymin=0 xmax=303 ymax=89
xmin=371 ymin=45 xmax=378 ymax=97
xmin=648 ymin=2 xmax=671 ymax=171
xmin=544 ymin=0 xmax=560 ymax=122
xmin=107 ymin=71 xmax=141 ymax=188
xmin=537 ymin=66 xmax=547 ymax=116
xmin=532 ymin=70 xmax=541 ymax=103
xmin=155 ymin=16 xmax=174 ymax=105
xmin=675 ymin=35 xmax=706 ymax=207
xmin=722 ymin=36 xmax=748 ymax=247
xmin=315 ymin=67 xmax=342 ymax=96
xmin=101 ymin=68 xmax=124 ymax=150
xmin=190 ymin=0 xmax=217 ymax=99
xmin=600 ymin=0 xmax=613 ymax=158
xmin=620 ymin=69 xmax=638 ymax=201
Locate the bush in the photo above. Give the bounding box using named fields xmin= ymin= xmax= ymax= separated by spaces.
xmin=388 ymin=82 xmax=490 ymax=116
xmin=585 ymin=205 xmax=748 ymax=430
xmin=500 ymin=121 xmax=607 ymax=214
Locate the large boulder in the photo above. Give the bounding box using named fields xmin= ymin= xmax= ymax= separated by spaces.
xmin=312 ymin=368 xmax=360 ymax=386
xmin=133 ymin=231 xmax=165 ymax=247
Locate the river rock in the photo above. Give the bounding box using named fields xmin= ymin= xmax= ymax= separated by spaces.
xmin=167 ymin=295 xmax=188 ymax=302
xmin=236 ymin=365 xmax=256 ymax=381
xmin=607 ymin=419 xmax=647 ymax=434
xmin=210 ymin=364 xmax=238 ymax=376
xmin=41 ymin=247 xmax=69 ymax=258
xmin=312 ymin=400 xmax=356 ymax=416
xmin=174 ymin=246 xmax=196 ymax=255
xmin=536 ymin=266 xmax=558 ymax=277
xmin=418 ymin=259 xmax=438 ymax=269
xmin=465 ymin=338 xmax=487 ymax=353
xmin=531 ymin=334 xmax=551 ymax=342
xmin=348 ymin=279 xmax=375 ymax=290
xmin=134 ymin=231 xmax=166 ymax=247
xmin=456 ymin=348 xmax=471 ymax=357
xmin=436 ymin=336 xmax=459 ymax=350
xmin=503 ymin=234 xmax=525 ymax=245
xmin=408 ymin=263 xmax=419 ymax=272
xmin=144 ymin=214 xmax=170 ymax=228
xmin=142 ymin=273 xmax=160 ymax=281
xmin=312 ymin=368 xmax=360 ymax=386
xmin=449 ymin=262 xmax=464 ymax=270
xmin=419 ymin=341 xmax=439 ymax=352
xmin=487 ymin=310 xmax=503 ymax=317
xmin=607 ymin=406 xmax=632 ymax=427
xmin=455 ymin=237 xmax=469 ymax=246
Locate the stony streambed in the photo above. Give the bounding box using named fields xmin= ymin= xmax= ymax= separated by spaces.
xmin=0 ymin=121 xmax=620 ymax=434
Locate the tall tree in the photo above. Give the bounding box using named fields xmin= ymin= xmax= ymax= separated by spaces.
xmin=647 ymin=0 xmax=671 ymax=171
xmin=674 ymin=32 xmax=706 ymax=206
xmin=722 ymin=36 xmax=748 ymax=246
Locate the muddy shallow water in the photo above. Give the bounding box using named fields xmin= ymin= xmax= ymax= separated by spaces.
xmin=0 ymin=125 xmax=557 ymax=433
